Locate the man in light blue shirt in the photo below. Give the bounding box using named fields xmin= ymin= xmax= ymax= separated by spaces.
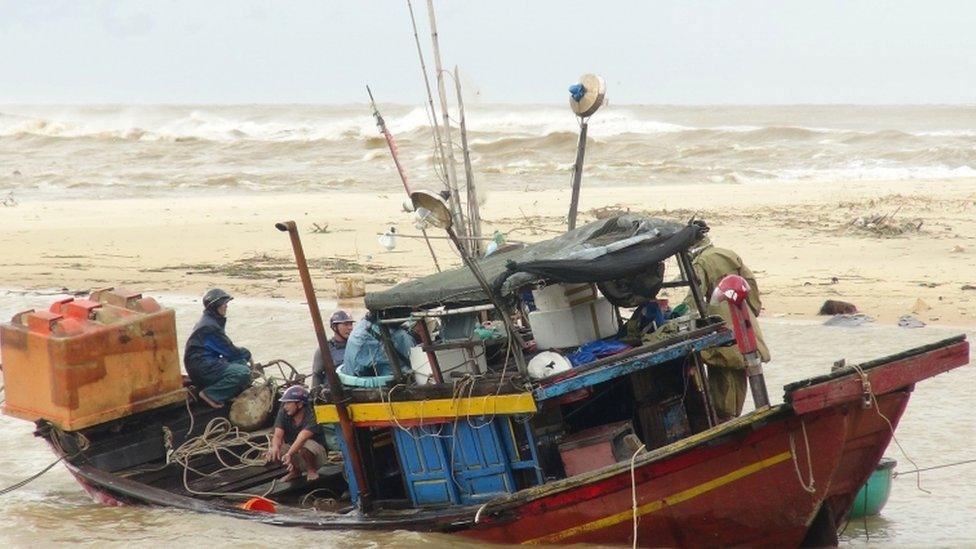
xmin=341 ymin=315 xmax=415 ymax=379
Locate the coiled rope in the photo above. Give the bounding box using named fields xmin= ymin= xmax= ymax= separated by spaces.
xmin=169 ymin=417 xmax=276 ymax=500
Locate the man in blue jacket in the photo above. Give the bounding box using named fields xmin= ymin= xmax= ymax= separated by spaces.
xmin=184 ymin=288 xmax=253 ymax=408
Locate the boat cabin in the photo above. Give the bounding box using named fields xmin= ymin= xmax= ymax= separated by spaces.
xmin=315 ymin=215 xmax=735 ymax=510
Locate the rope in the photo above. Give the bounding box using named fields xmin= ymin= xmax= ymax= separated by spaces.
xmin=848 ymin=362 xmax=930 ymax=494
xmin=169 ymin=417 xmax=277 ymax=500
xmin=788 ymin=419 xmax=816 ymax=493
xmin=0 ymin=457 xmax=64 ymax=496
xmin=299 ymin=487 xmax=338 ymax=507
xmin=630 ymin=442 xmax=647 ymax=549
xmin=1 ymin=425 xmax=90 ymax=496
xmin=894 ymin=458 xmax=976 ymax=477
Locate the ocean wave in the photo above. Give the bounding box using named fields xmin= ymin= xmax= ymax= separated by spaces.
xmin=4 ymin=105 xmax=976 ymax=200
xmin=5 ymin=106 xmax=976 ymax=147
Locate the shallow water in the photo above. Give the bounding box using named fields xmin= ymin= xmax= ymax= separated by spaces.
xmin=0 ymin=291 xmax=973 ymax=547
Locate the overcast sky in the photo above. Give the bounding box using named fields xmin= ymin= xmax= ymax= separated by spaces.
xmin=2 ymin=0 xmax=974 ymax=105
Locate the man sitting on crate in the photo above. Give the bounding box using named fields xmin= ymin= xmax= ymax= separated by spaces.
xmin=266 ymin=385 xmax=330 ymax=482
xmin=183 ymin=288 xmax=253 ymax=409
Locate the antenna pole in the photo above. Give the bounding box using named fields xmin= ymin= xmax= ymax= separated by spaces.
xmin=454 ymin=65 xmax=483 ymax=256
xmin=567 ymin=119 xmax=588 ymax=230
xmin=406 ymin=0 xmax=450 ymax=194
xmin=426 ymin=0 xmax=469 ymax=251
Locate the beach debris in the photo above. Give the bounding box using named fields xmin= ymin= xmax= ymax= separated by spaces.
xmin=824 ymin=313 xmax=875 ymax=327
xmin=962 ymin=284 xmax=976 ymax=291
xmin=910 ymin=298 xmax=931 ymax=314
xmin=897 ymin=314 xmax=926 ymax=329
xmin=2 ymin=192 xmax=17 ymax=207
xmin=831 ymin=358 xmax=847 ymax=372
xmin=378 ymin=227 xmax=397 ymax=251
xmin=846 ymin=206 xmax=923 ymax=237
xmin=336 ymin=275 xmax=366 ymax=299
xmin=588 ymin=204 xmax=631 ymax=220
xmin=310 ymin=222 xmax=330 ymax=234
xmin=818 ymin=299 xmax=858 ymax=315
xmin=950 ymin=245 xmax=966 ymax=253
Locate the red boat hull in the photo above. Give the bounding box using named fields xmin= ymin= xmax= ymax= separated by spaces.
xmin=460 ymin=339 xmax=968 ymax=546
xmin=42 ymin=338 xmax=968 ymax=547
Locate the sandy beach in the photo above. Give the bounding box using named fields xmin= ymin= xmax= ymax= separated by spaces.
xmin=2 ymin=177 xmax=974 ymax=325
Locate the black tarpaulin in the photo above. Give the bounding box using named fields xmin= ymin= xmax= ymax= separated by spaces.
xmin=365 ymin=215 xmax=703 ymax=313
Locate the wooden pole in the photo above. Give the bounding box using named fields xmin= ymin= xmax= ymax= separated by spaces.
xmin=415 ymin=320 xmax=444 ymax=384
xmin=405 ymin=0 xmax=450 ymax=193
xmin=567 ymin=119 xmax=589 ymax=231
xmin=274 ymin=221 xmax=372 ymax=511
xmin=426 ymin=0 xmax=468 ymax=250
xmin=454 ymin=65 xmax=483 ymax=256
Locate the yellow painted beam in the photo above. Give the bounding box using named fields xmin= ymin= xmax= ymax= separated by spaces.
xmin=314 ymin=392 xmax=537 ymax=424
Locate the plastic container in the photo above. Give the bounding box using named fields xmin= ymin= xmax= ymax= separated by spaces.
xmin=409 ymin=342 xmax=487 ymax=384
xmin=0 ymin=289 xmax=185 ymax=431
xmin=528 ymin=297 xmax=618 ymax=350
xmin=531 ymin=283 xmax=597 ymax=312
xmin=558 ymin=421 xmax=634 ymax=477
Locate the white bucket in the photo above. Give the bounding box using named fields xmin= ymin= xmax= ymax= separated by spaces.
xmin=409 ymin=343 xmax=488 ymax=384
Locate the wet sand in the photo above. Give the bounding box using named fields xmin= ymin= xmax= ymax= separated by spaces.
xmin=1 ymin=177 xmax=974 ymax=325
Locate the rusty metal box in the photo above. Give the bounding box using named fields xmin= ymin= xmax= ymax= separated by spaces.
xmin=1 ymin=289 xmax=185 ymax=431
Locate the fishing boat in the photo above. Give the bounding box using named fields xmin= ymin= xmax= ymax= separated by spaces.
xmin=1 ymin=205 xmax=968 ymax=547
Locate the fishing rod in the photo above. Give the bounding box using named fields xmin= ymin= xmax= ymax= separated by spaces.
xmin=405 ymin=0 xmax=449 ymax=189
xmin=366 ymin=85 xmax=442 ymax=272
xmin=425 ymin=0 xmax=468 ymax=248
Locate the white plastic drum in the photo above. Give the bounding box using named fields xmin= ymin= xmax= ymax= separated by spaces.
xmin=527 ymin=351 xmax=573 ymax=380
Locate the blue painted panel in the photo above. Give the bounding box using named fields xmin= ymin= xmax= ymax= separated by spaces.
xmin=448 ymin=420 xmax=514 ymax=504
xmin=413 ymin=478 xmax=452 ymax=505
xmin=334 ymin=433 xmax=360 ymax=504
xmin=533 ymin=330 xmax=734 ymax=401
xmin=393 ymin=427 xmax=459 ymax=507
xmin=392 ymin=417 xmax=547 ymax=507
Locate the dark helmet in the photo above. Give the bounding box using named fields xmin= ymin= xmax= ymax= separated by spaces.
xmin=329 ymin=310 xmax=353 ymax=326
xmin=203 ymin=288 xmax=233 ymax=310
xmin=279 ymin=385 xmax=309 ymax=403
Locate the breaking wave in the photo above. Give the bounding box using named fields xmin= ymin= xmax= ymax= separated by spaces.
xmin=2 ymin=104 xmax=976 ymax=199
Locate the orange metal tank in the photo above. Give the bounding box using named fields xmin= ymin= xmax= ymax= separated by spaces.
xmin=0 ymin=288 xmax=186 ymax=431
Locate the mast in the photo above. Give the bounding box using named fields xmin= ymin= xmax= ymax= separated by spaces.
xmin=565 ymin=74 xmax=607 ymax=230
xmin=566 ymin=120 xmax=589 ymax=231
xmin=454 ymin=65 xmax=483 ymax=256
xmin=405 ymin=0 xmax=450 ymax=194
xmin=426 ymin=0 xmax=469 ymax=251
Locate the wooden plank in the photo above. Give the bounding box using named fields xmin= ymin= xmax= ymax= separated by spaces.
xmin=314 ymin=392 xmax=537 ymax=425
xmin=334 ymin=372 xmax=525 ymax=404
xmin=533 ymin=330 xmax=732 ymax=401
xmin=788 ymin=340 xmax=969 ymax=415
